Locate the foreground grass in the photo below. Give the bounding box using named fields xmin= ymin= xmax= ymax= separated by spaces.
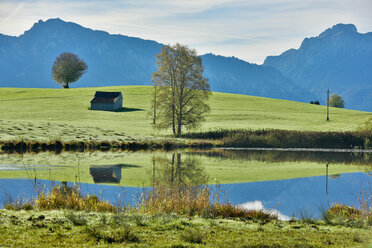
xmin=0 ymin=86 xmax=371 ymax=143
xmin=0 ymin=209 xmax=371 ymax=247
xmin=2 ymin=182 xmax=371 ymax=247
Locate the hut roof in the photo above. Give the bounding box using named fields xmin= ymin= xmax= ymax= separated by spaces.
xmin=91 ymin=91 xmax=122 ymax=104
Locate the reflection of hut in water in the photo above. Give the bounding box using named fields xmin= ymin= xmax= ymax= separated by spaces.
xmin=90 ymin=165 xmax=122 ymax=184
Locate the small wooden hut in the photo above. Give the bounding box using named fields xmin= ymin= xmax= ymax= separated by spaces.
xmin=90 ymin=91 xmax=123 ymax=111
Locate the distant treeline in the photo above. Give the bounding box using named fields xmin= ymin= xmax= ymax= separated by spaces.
xmin=181 ymin=129 xmax=372 ymax=149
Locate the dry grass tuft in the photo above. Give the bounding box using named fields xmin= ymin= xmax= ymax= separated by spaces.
xmin=36 ymin=184 xmax=116 ymax=212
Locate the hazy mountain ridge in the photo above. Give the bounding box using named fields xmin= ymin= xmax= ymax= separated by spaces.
xmin=264 ymin=23 xmax=372 ymax=111
xmin=201 ymin=54 xmax=310 ymax=101
xmin=0 ymin=18 xmax=311 ymax=102
xmin=0 ymin=18 xmax=162 ymax=87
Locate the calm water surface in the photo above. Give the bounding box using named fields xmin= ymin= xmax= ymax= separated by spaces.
xmin=0 ymin=149 xmax=371 ymax=219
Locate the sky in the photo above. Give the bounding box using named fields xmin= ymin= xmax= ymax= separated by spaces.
xmin=0 ymin=0 xmax=371 ymax=64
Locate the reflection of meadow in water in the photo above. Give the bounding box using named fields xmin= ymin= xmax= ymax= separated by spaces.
xmin=0 ymin=150 xmax=370 ymax=186
xmin=0 ymin=150 xmax=371 ymax=218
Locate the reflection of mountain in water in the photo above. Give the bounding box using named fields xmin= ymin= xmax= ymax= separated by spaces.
xmin=90 ymin=165 xmax=122 ymax=184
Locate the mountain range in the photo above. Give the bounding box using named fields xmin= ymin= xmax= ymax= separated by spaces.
xmin=0 ymin=18 xmax=371 ymax=111
xmin=264 ymin=24 xmax=372 ymax=112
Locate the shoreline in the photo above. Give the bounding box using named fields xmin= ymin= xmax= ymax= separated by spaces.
xmin=1 ymin=128 xmax=372 ymax=154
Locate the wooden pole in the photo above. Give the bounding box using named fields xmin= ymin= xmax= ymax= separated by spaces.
xmin=152 ymin=157 xmax=156 ymax=189
xmin=153 ymin=83 xmax=157 ymax=124
xmin=327 ymin=88 xmax=330 ymax=121
xmin=326 ymin=163 xmax=329 ymax=195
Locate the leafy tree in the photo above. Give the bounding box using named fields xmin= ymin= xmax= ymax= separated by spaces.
xmin=328 ymin=94 xmax=344 ymax=108
xmin=52 ymin=52 xmax=87 ymax=88
xmin=152 ymin=43 xmax=210 ymax=135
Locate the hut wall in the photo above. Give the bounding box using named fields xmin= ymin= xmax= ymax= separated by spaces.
xmin=114 ymin=95 xmax=123 ymax=110
xmin=91 ymin=103 xmax=116 ymax=111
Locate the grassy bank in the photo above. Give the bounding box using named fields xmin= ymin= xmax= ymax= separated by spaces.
xmin=1 ymin=209 xmax=371 ymax=248
xmin=2 ymin=181 xmax=372 ymax=247
xmin=1 ymin=128 xmax=372 ymax=153
xmin=0 ymin=86 xmax=371 ymax=143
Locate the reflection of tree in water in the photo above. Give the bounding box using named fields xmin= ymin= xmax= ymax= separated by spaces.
xmin=329 ymin=174 xmax=341 ymax=179
xmin=142 ymin=153 xmax=212 ymax=215
xmin=151 ymin=153 xmax=207 ymax=187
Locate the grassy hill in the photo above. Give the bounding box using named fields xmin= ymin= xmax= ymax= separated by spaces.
xmin=0 ymin=86 xmax=370 ymax=142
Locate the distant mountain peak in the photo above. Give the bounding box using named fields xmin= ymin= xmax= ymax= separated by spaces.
xmin=319 ymin=23 xmax=357 ymax=38
xmin=263 ymin=23 xmax=372 ymax=111
xmin=22 ymin=18 xmax=85 ymax=37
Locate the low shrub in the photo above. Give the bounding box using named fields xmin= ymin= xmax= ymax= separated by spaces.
xmin=86 ymin=225 xmax=139 ymax=243
xmin=2 ymin=193 xmax=34 ymax=211
xmin=65 ymin=211 xmax=88 ymax=226
xmin=181 ymin=227 xmax=205 ymax=244
xmin=140 ymin=184 xmax=210 ymax=216
xmin=211 ymin=203 xmax=276 ymax=220
xmin=322 ymin=203 xmax=372 ymax=227
xmin=139 ymin=183 xmax=277 ymax=221
xmin=36 ymin=184 xmax=115 ymax=212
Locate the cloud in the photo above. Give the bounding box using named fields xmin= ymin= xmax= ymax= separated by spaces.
xmin=0 ymin=0 xmax=371 ymax=64
xmin=238 ymin=200 xmax=292 ymax=221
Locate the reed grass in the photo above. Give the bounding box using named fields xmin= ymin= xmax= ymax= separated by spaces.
xmin=322 ymin=184 xmax=372 ymax=227
xmin=181 ymin=129 xmax=372 ymax=149
xmin=36 ymin=184 xmax=116 ymax=212
xmin=139 ymin=183 xmax=276 ymax=220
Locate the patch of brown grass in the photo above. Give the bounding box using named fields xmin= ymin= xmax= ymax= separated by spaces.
xmin=139 ymin=183 xmax=277 ymax=220
xmin=36 ymin=185 xmax=115 ymax=212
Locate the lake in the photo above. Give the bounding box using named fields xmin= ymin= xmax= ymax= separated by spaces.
xmin=0 ymin=149 xmax=371 ymax=219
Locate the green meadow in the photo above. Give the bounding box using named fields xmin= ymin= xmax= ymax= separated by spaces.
xmin=0 ymin=86 xmax=370 ymax=142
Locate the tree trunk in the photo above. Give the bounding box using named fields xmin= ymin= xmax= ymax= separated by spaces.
xmin=177 ymin=153 xmax=181 ymax=185
xmin=171 ymin=153 xmax=175 ymax=183
xmin=172 ymin=104 xmax=176 ymax=134
xmin=176 ymin=118 xmax=182 ymax=136
xmin=177 ymin=99 xmax=183 ymax=136
xmin=63 ymin=82 xmax=69 ymax=88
